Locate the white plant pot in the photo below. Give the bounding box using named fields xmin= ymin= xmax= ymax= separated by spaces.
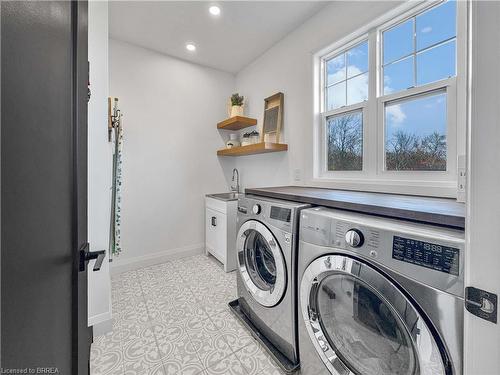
xmin=230 ymin=105 xmax=244 ymax=117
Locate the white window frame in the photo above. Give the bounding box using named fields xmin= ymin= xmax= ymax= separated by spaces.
xmin=319 ymin=34 xmax=370 ymax=177
xmin=377 ymin=79 xmax=457 ymax=182
xmin=322 ymin=37 xmax=369 ymax=114
xmin=312 ymin=0 xmax=467 ymax=198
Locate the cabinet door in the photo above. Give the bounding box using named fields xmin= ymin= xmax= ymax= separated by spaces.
xmin=214 ymin=210 xmax=227 ymax=261
xmin=206 ymin=207 xmax=226 ymax=262
xmin=206 ymin=207 xmax=216 ymax=254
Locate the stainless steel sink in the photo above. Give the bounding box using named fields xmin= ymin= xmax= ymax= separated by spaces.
xmin=206 ymin=192 xmax=242 ymax=201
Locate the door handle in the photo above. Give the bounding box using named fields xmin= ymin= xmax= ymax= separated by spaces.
xmin=86 ymin=250 xmax=106 ymax=271
xmin=79 ymin=243 xmax=106 ymax=272
xmin=308 ymin=278 xmax=319 ymax=321
xmin=211 ymin=216 xmax=217 ymax=227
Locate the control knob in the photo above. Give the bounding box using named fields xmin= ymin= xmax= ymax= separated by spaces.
xmin=345 ymin=229 xmax=364 ymax=248
xmin=252 ymin=204 xmax=261 ymax=215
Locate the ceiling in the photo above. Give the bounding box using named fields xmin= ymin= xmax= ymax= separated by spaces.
xmin=109 ymin=1 xmax=328 ymax=73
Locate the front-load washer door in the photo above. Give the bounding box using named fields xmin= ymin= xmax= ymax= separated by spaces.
xmin=237 ymin=220 xmax=287 ymax=307
xmin=301 ymin=254 xmax=449 ymax=375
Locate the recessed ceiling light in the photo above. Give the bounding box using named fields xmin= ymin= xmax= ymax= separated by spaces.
xmin=186 ymin=43 xmax=196 ymax=52
xmin=209 ymin=5 xmax=221 ymax=16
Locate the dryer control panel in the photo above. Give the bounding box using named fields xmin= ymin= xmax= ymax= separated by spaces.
xmin=238 ymin=195 xmax=310 ymax=234
xmin=270 ymin=206 xmax=291 ymax=223
xmin=392 ymin=235 xmax=460 ymax=276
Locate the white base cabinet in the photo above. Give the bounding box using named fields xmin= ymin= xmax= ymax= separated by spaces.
xmin=205 ymin=197 xmax=237 ymax=272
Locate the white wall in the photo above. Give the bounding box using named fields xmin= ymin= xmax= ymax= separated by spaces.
xmin=234 ymin=1 xmax=400 ymax=190
xmin=88 ymin=0 xmax=112 ymax=328
xmin=464 ymin=1 xmax=500 ymax=373
xmin=109 ymin=39 xmax=235 ymax=270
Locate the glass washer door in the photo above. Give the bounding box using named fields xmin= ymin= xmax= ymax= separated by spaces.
xmin=300 ymin=254 xmax=447 ymax=375
xmin=237 ymin=220 xmax=286 ymax=307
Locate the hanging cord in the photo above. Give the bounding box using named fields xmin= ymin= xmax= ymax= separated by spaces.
xmin=109 ymin=100 xmax=123 ymax=259
xmin=108 ymin=97 xmax=121 ymax=142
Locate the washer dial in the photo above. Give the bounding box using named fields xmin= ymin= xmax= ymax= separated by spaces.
xmin=345 ymin=229 xmax=364 ymax=248
xmin=252 ymin=204 xmax=261 ymax=215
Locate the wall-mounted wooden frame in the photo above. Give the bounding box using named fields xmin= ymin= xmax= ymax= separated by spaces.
xmin=261 ymin=92 xmax=284 ymax=143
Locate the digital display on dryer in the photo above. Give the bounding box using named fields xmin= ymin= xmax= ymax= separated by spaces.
xmin=270 ymin=207 xmax=291 ymax=222
xmin=392 ymin=236 xmax=460 ymax=276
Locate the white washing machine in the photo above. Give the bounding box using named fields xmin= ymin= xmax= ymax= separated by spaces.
xmin=229 ymin=195 xmax=310 ymax=373
xmin=297 ymin=207 xmax=464 ymax=375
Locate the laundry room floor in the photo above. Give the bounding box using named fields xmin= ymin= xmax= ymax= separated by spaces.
xmin=91 ymin=254 xmax=286 ymax=375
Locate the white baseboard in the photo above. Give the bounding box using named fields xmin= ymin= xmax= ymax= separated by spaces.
xmin=89 ymin=310 xmax=112 ymax=329
xmin=92 ymin=317 xmax=113 ymax=337
xmin=110 ymin=243 xmax=204 ymax=275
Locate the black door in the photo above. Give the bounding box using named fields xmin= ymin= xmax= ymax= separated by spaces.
xmin=1 ymin=1 xmax=91 ymax=373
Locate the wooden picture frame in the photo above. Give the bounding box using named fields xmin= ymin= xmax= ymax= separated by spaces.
xmin=261 ymin=92 xmax=284 ymax=143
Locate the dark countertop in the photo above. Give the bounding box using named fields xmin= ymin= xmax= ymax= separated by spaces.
xmin=245 ymin=186 xmax=465 ymax=229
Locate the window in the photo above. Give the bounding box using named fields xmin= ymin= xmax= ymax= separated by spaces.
xmin=385 ymin=91 xmax=447 ymax=171
xmin=325 ymin=41 xmax=369 ymax=110
xmin=382 ymin=1 xmax=456 ymax=94
xmin=315 ymin=0 xmax=465 ymax=196
xmin=327 ymin=110 xmax=363 ymax=171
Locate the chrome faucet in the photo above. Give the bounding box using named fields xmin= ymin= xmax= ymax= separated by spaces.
xmin=231 ymin=168 xmax=240 ymax=193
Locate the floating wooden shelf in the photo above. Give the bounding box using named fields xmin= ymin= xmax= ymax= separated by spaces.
xmin=217 ymin=116 xmax=257 ymax=131
xmin=217 ymin=142 xmax=288 ymax=156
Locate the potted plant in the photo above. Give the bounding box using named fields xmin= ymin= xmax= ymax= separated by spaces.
xmin=230 ymin=93 xmax=244 ymax=117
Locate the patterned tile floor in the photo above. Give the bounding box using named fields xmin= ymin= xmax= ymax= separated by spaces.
xmin=91 ymin=254 xmax=287 ymax=375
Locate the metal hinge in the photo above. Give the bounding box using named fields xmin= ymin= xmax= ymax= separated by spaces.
xmin=457 ymin=155 xmax=467 ymax=202
xmin=87 ymin=61 xmax=91 ymax=103
xmin=465 ymin=286 xmax=497 ymax=324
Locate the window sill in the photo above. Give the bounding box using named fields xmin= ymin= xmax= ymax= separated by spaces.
xmin=307 ymin=177 xmax=457 ymax=199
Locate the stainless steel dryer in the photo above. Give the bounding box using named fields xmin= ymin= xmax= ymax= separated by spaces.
xmin=297 ymin=207 xmax=464 ymax=375
xmin=230 ymin=195 xmax=310 ymax=372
